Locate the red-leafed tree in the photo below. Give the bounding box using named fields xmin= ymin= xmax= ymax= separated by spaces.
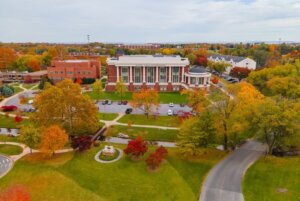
xmin=211 ymin=76 xmax=219 ymax=84
xmin=146 ymin=152 xmax=162 ymax=171
xmin=15 ymin=115 xmax=23 ymax=123
xmin=230 ymin=67 xmax=251 ymax=79
xmin=71 ymin=136 xmax=92 ymax=152
xmin=0 ymin=185 xmax=30 ymax=201
xmin=76 ymin=77 xmax=82 ymax=85
xmin=124 ymin=136 xmax=148 ymax=161
xmin=24 ymin=75 xmax=33 ymax=84
xmin=196 ymin=56 xmax=208 ymax=67
xmin=146 ymin=146 xmax=168 ymax=172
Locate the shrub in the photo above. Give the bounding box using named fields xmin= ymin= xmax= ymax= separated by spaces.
xmin=0 ymin=85 xmax=14 ymax=97
xmin=230 ymin=67 xmax=251 ymax=79
xmin=15 ymin=115 xmax=23 ymax=123
xmin=71 ymin=136 xmax=92 ymax=152
xmin=124 ymin=136 xmax=148 ymax=161
xmin=145 ymin=146 xmax=168 ymax=172
xmin=211 ymin=76 xmax=219 ymax=84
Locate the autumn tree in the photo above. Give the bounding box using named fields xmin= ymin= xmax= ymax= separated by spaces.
xmin=131 ymin=89 xmax=159 ymax=118
xmin=91 ymin=79 xmax=103 ymax=101
xmin=39 ymin=125 xmax=68 ymax=156
xmin=177 ymin=109 xmax=216 ymax=156
xmin=146 ymin=146 xmax=168 ymax=171
xmin=124 ymin=136 xmax=148 ymax=161
xmin=19 ymin=124 xmax=41 ymax=154
xmin=33 ymin=79 xmax=99 ymax=135
xmin=116 ymin=78 xmax=126 ymax=101
xmin=181 ymin=89 xmax=208 ymax=113
xmin=0 ymin=47 xmax=17 ymax=70
xmin=0 ymin=185 xmax=30 ymax=201
xmin=71 ymin=136 xmax=92 ymax=152
xmin=208 ymin=60 xmax=231 ymax=74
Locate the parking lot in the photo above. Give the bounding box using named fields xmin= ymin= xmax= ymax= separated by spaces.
xmin=4 ymin=90 xmax=192 ymax=116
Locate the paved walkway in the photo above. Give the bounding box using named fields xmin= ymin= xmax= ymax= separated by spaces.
xmin=0 ymin=154 xmax=13 ymax=178
xmin=199 ymin=140 xmax=267 ymax=201
xmin=107 ymin=137 xmax=176 ymax=148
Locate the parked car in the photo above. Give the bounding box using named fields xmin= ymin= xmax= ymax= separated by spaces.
xmin=102 ymin=100 xmax=108 ymax=105
xmin=167 ymin=109 xmax=173 ymax=116
xmin=118 ymin=133 xmax=129 ymax=139
xmin=117 ymin=101 xmax=122 ymax=105
xmin=28 ymin=100 xmax=33 ymax=105
xmin=125 ymin=108 xmax=133 ymax=114
xmin=179 ymin=103 xmax=185 ymax=107
xmin=107 ymin=100 xmax=112 ymax=105
xmin=169 ymin=102 xmax=174 ymax=107
xmin=122 ymin=101 xmax=128 ymax=105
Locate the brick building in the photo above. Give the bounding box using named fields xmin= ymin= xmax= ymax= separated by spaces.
xmin=106 ymin=55 xmax=211 ymax=92
xmin=47 ymin=60 xmax=100 ymax=83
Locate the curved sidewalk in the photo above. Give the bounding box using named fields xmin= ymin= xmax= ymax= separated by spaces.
xmin=200 ymin=141 xmax=267 ymax=201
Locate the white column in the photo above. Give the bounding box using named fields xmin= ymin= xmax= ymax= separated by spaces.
xmin=168 ymin=66 xmax=172 ymax=83
xmin=116 ymin=66 xmax=119 ymax=82
xmin=181 ymin=67 xmax=184 ymax=82
xmin=142 ymin=66 xmax=146 ymax=83
xmin=130 ymin=66 xmax=133 ymax=83
xmin=203 ymin=77 xmax=207 ymax=85
xmin=196 ymin=77 xmax=199 ymax=85
xmin=188 ymin=77 xmax=190 ymax=84
xmin=156 ymin=66 xmax=159 ymax=83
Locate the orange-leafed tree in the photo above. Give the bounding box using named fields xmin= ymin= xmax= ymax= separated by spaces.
xmin=181 ymin=89 xmax=208 ymax=113
xmin=0 ymin=185 xmax=30 ymax=201
xmin=39 ymin=125 xmax=68 ymax=156
xmin=131 ymin=89 xmax=159 ymax=118
xmin=211 ymin=76 xmax=219 ymax=84
xmin=0 ymin=47 xmax=17 ymax=70
xmin=28 ymin=58 xmax=41 ymax=72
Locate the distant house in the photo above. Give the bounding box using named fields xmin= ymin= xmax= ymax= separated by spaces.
xmin=208 ymin=54 xmax=256 ymax=74
xmin=0 ymin=70 xmax=47 ymax=83
xmin=47 ymin=60 xmax=101 ymax=83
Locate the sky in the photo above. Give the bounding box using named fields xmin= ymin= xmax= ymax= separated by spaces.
xmin=0 ymin=0 xmax=300 ymax=43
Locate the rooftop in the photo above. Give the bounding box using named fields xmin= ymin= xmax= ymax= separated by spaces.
xmin=209 ymin=54 xmax=247 ymax=63
xmin=107 ymin=55 xmax=189 ymax=66
xmin=189 ymin=66 xmax=208 ymax=74
xmin=56 ymin=60 xmax=91 ymax=63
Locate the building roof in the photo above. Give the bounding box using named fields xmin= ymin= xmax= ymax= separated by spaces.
xmin=189 ymin=66 xmax=208 ymax=74
xmin=56 ymin=60 xmax=91 ymax=63
xmin=107 ymin=55 xmax=189 ymax=66
xmin=209 ymin=54 xmax=246 ymax=63
xmin=27 ymin=70 xmax=47 ymax=76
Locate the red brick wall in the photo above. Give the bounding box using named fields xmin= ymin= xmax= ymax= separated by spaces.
xmin=107 ymin=65 xmax=117 ymax=82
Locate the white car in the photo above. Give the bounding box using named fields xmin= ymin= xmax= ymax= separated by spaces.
xmin=169 ymin=102 xmax=174 ymax=107
xmin=167 ymin=109 xmax=173 ymax=116
xmin=28 ymin=100 xmax=33 ymax=105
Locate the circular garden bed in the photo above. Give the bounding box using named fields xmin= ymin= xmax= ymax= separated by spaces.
xmin=95 ymin=148 xmax=123 ymax=163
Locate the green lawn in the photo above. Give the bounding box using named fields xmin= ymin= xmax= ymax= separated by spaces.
xmin=0 ymin=145 xmax=226 ymax=201
xmin=0 ymin=144 xmax=23 ymax=155
xmin=118 ymin=114 xmax=181 ymax=127
xmin=85 ymin=91 xmax=187 ymax=104
xmin=12 ymin=86 xmax=24 ymax=94
xmin=98 ymin=113 xmax=119 ymax=121
xmin=22 ymin=83 xmax=38 ymax=89
xmin=243 ymin=156 xmax=300 ymax=201
xmin=0 ymin=135 xmax=20 ymax=142
xmin=0 ymin=115 xmax=30 ymax=128
xmin=207 ymin=85 xmax=229 ymax=102
xmin=108 ymin=125 xmax=179 ymax=142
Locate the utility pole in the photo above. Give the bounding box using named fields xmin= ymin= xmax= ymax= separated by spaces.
xmin=87 ymin=34 xmax=90 ymax=56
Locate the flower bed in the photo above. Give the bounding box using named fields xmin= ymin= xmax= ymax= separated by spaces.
xmin=99 ymin=149 xmax=120 ymax=161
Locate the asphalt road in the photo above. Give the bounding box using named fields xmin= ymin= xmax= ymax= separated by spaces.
xmin=200 ymin=141 xmax=267 ymax=201
xmin=0 ymin=154 xmax=13 ymax=178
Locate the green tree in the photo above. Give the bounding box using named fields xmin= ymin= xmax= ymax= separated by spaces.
xmin=91 ymin=79 xmax=103 ymax=101
xmin=19 ymin=124 xmax=41 ymax=154
xmin=177 ymin=110 xmax=216 ymax=156
xmin=116 ymin=78 xmax=126 ymax=101
xmin=208 ymin=60 xmax=231 ymax=74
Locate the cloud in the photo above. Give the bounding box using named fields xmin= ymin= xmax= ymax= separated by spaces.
xmin=0 ymin=0 xmax=299 ymax=42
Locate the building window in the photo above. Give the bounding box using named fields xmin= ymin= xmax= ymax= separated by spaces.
xmin=160 ymin=86 xmax=167 ymax=91
xmin=122 ymin=67 xmax=128 ymax=83
xmin=134 ymin=67 xmax=141 ymax=83
xmin=78 ymin=71 xmax=80 ymax=74
xmin=147 ymin=67 xmax=154 ymax=83
xmin=160 ymin=67 xmax=166 ymax=83
xmin=172 ymin=67 xmax=179 ymax=83
xmin=191 ymin=77 xmax=196 ymax=84
xmin=68 ymin=71 xmax=73 ymax=74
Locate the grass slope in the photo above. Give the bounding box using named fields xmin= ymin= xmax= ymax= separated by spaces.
xmin=109 ymin=125 xmax=179 ymax=142
xmin=0 ymin=115 xmax=30 ymax=128
xmin=98 ymin=113 xmax=118 ymax=121
xmin=0 ymin=145 xmax=226 ymax=201
xmin=243 ymin=156 xmax=300 ymax=201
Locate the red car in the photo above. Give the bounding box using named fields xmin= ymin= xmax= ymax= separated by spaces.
xmin=1 ymin=105 xmax=18 ymax=112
